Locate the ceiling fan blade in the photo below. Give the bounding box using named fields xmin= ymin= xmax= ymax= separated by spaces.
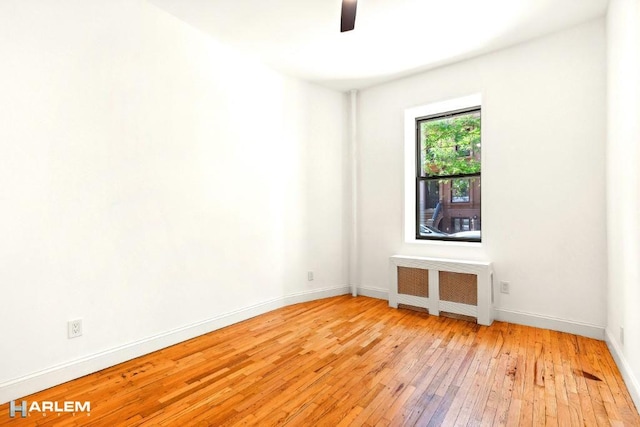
xmin=341 ymin=0 xmax=357 ymax=32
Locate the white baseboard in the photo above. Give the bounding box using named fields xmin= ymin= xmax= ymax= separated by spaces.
xmin=494 ymin=308 xmax=605 ymax=340
xmin=356 ymin=286 xmax=388 ymax=300
xmin=282 ymin=286 xmax=350 ymax=306
xmin=0 ymin=286 xmax=350 ymax=405
xmin=356 ymin=286 xmax=605 ymax=340
xmin=605 ymin=329 xmax=640 ymax=412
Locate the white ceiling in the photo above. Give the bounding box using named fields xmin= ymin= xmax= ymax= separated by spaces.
xmin=150 ymin=0 xmax=608 ymax=91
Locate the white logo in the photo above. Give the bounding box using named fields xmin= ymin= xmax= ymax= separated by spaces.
xmin=8 ymin=400 xmax=91 ymax=418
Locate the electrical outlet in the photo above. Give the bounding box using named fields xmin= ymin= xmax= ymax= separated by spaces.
xmin=307 ymin=271 xmax=314 ymax=281
xmin=68 ymin=319 xmax=82 ymax=339
xmin=500 ymin=281 xmax=510 ymax=294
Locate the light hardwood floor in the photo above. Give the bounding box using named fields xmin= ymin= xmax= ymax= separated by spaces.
xmin=1 ymin=296 xmax=639 ymax=426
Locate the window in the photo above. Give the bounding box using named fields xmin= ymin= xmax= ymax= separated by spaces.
xmin=451 ymin=178 xmax=471 ymax=203
xmin=452 ymin=217 xmax=471 ymax=232
xmin=416 ymin=107 xmax=481 ymax=241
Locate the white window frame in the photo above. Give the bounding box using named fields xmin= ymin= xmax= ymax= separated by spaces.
xmin=404 ymin=93 xmax=483 ymax=245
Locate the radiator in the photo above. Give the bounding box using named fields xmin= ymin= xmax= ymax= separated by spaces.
xmin=389 ymin=255 xmax=493 ymax=326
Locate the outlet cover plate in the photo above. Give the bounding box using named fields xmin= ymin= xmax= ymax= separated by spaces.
xmin=68 ymin=319 xmax=82 ymax=339
xmin=500 ymin=281 xmax=510 ymax=294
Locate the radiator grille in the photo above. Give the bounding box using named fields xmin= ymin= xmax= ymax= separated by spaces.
xmin=397 ymin=267 xmax=429 ymax=297
xmin=439 ymin=271 xmax=477 ymax=305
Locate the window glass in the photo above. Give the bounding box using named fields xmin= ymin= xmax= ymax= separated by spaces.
xmin=416 ymin=108 xmax=481 ymax=241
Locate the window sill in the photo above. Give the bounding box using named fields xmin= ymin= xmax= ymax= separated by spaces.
xmin=406 ymin=238 xmax=482 ymax=248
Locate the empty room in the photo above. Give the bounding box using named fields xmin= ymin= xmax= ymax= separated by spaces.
xmin=1 ymin=0 xmax=639 ymax=425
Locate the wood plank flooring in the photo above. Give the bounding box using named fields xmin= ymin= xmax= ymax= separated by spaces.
xmin=1 ymin=296 xmax=638 ymax=426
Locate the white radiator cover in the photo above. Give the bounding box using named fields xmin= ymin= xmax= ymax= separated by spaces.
xmin=389 ymin=255 xmax=493 ymax=325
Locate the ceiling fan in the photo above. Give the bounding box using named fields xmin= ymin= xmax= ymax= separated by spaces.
xmin=341 ymin=0 xmax=358 ymax=32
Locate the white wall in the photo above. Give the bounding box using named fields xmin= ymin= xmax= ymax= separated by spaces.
xmin=356 ymin=20 xmax=607 ymax=335
xmin=606 ymin=0 xmax=640 ymax=408
xmin=0 ymin=0 xmax=347 ymax=401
